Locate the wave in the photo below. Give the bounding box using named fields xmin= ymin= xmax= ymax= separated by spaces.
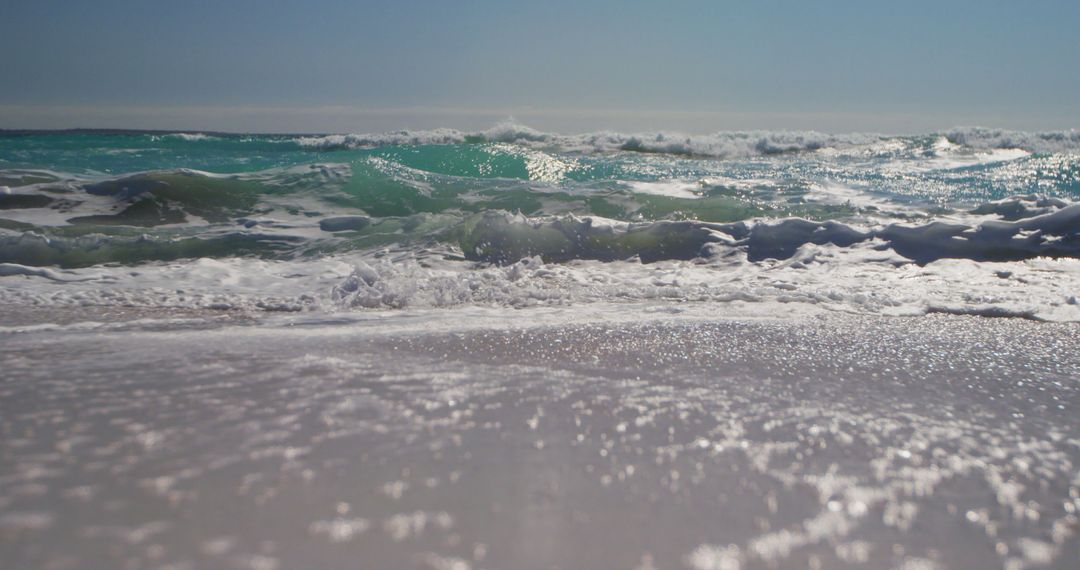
xmin=321 ymin=195 xmax=1080 ymax=322
xmin=10 ymin=124 xmax=1077 ymax=159
xmin=3 ymin=195 xmax=1076 ymax=321
xmin=157 ymin=133 xmax=218 ymax=142
xmin=454 ymin=195 xmax=1079 ymax=266
xmin=326 ymin=198 xmax=1080 ymax=319
xmin=4 ymin=127 xmax=1078 ymax=322
xmin=293 ymin=123 xmax=1080 ymax=158
xmin=944 ymin=127 xmax=1080 ymax=153
xmin=0 ymin=165 xmax=358 ymax=228
xmin=4 ymin=159 xmax=874 ymax=233
xmin=326 ymin=249 xmax=1079 ymax=321
xmin=295 ymin=122 xmax=886 ymax=158
xmin=0 ymin=230 xmax=304 ymax=268
xmin=2 ymin=192 xmax=1076 ymax=268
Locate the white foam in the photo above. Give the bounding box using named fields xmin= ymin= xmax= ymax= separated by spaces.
xmin=3 ymin=197 xmax=1077 ymax=323
xmin=158 ymin=133 xmax=216 ymax=142
xmin=626 ymin=180 xmax=703 ymax=199
xmin=925 ymin=141 xmax=1030 ymax=171
xmin=9 ymin=237 xmax=1074 ymax=327
xmin=0 ymin=263 xmax=98 ymax=282
xmin=292 ymin=123 xmax=1080 ymax=159
xmin=945 ymin=127 xmax=1080 ymax=154
xmin=294 ymin=121 xmax=885 ymax=159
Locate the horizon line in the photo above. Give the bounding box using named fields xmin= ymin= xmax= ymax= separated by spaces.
xmin=0 ymin=104 xmax=1075 ymax=136
xmin=2 ymin=104 xmax=1077 ymax=136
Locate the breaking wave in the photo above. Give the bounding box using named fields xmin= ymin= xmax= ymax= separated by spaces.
xmin=295 ymin=123 xmax=1080 ymax=158
xmin=455 ymin=195 xmax=1080 ymax=265
xmin=295 ymin=123 xmax=886 ymax=158
xmin=3 ymin=192 xmax=1077 ymax=266
xmin=2 ymin=126 xmax=1079 ymax=321
xmin=944 ymin=127 xmax=1080 ymax=153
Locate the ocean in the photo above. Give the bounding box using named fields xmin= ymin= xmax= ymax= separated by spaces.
xmin=1 ymin=124 xmax=1079 ymax=319
xmin=1 ymin=125 xmax=1078 ymax=569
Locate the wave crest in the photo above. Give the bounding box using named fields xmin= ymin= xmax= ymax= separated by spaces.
xmin=294 ymin=123 xmax=1080 ymax=157
xmin=295 ymin=122 xmax=884 ymax=158
xmin=944 ymin=127 xmax=1080 ymax=153
xmin=455 ymin=196 xmax=1080 ymax=266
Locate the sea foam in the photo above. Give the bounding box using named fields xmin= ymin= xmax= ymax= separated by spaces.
xmin=294 ymin=122 xmax=885 ymax=158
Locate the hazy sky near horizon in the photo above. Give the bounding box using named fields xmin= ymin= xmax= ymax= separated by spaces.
xmin=2 ymin=0 xmax=1079 ymax=133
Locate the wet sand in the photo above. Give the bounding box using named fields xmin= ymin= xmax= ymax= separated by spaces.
xmin=1 ymin=310 xmax=1078 ymax=569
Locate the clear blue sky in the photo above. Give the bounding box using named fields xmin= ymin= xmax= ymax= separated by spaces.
xmin=2 ymin=0 xmax=1078 ymax=133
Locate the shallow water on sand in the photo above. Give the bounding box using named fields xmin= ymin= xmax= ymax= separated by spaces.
xmin=1 ymin=309 xmax=1077 ymax=570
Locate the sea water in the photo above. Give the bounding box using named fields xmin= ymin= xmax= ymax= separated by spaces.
xmin=1 ymin=124 xmax=1078 ymax=320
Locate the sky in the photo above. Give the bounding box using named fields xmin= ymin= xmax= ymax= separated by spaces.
xmin=1 ymin=0 xmax=1078 ymax=133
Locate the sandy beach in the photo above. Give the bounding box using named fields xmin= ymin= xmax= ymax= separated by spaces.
xmin=2 ymin=308 xmax=1077 ymax=570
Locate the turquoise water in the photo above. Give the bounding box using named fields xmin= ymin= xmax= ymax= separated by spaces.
xmin=1 ymin=126 xmax=1079 ymax=267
